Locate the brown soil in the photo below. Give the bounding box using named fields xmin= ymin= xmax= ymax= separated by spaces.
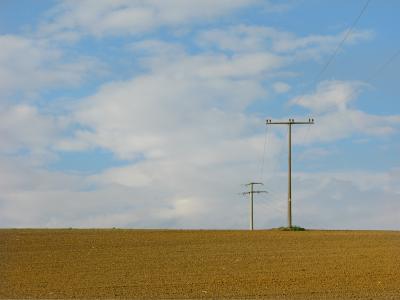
xmin=1 ymin=229 xmax=399 ymax=299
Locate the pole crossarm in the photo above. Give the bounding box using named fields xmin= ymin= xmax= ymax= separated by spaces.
xmin=241 ymin=191 xmax=268 ymax=195
xmin=266 ymin=118 xmax=314 ymax=125
xmin=265 ymin=118 xmax=314 ymax=228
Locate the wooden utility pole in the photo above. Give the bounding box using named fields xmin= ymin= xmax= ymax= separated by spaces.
xmin=241 ymin=182 xmax=267 ymax=230
xmin=265 ymin=118 xmax=314 ymax=228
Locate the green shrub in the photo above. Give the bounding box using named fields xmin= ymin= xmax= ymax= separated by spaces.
xmin=278 ymin=226 xmax=306 ymax=231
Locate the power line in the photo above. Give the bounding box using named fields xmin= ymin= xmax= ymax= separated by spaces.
xmin=314 ymin=0 xmax=372 ymax=82
xmin=365 ymin=48 xmax=400 ymax=83
xmin=259 ymin=125 xmax=269 ymax=184
xmin=290 ymin=0 xmax=372 ymax=112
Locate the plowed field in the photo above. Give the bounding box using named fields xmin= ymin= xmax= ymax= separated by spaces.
xmin=1 ymin=229 xmax=399 ymax=299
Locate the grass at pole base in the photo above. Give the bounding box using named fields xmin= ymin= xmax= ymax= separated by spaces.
xmin=276 ymin=225 xmax=306 ymax=231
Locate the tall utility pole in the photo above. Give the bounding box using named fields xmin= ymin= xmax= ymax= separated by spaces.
xmin=241 ymin=182 xmax=268 ymax=230
xmin=265 ymin=118 xmax=314 ymax=228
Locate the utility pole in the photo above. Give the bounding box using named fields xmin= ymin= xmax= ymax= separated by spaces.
xmin=265 ymin=118 xmax=314 ymax=228
xmin=241 ymin=182 xmax=268 ymax=230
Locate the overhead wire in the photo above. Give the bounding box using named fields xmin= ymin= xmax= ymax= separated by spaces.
xmin=290 ymin=0 xmax=372 ymax=105
xmin=365 ymin=48 xmax=400 ymax=83
xmin=254 ymin=0 xmax=376 ymax=222
xmin=307 ymin=0 xmax=400 ymax=89
xmin=255 ymin=0 xmax=400 ymax=230
xmin=258 ymin=124 xmax=269 ymax=184
xmin=293 ymin=121 xmax=313 ymax=162
xmin=313 ymin=0 xmax=372 ymax=82
xmin=288 ymin=0 xmax=372 ymax=162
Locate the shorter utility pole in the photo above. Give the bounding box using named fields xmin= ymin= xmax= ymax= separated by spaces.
xmin=241 ymin=182 xmax=268 ymax=230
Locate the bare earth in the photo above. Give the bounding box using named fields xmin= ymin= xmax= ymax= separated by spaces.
xmin=1 ymin=229 xmax=400 ymax=299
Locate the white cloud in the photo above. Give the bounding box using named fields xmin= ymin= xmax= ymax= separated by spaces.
xmin=46 ymin=41 xmax=290 ymax=228
xmin=0 ymin=154 xmax=260 ymax=228
xmin=290 ymin=80 xmax=364 ymax=113
xmin=294 ymin=170 xmax=400 ymax=230
xmin=197 ymin=25 xmax=373 ymax=58
xmin=297 ymin=147 xmax=333 ymax=161
xmin=261 ymin=0 xmax=297 ymax=13
xmin=0 ymin=104 xmax=61 ymax=163
xmin=129 ymin=39 xmax=186 ymax=58
xmin=273 ymin=82 xmax=291 ymax=94
xmin=194 ymin=53 xmax=284 ymax=79
xmin=1 ymin=155 xmax=399 ymax=230
xmin=130 ymin=39 xmax=285 ymax=81
xmin=273 ymin=29 xmax=373 ymax=54
xmin=39 ymin=0 xmax=259 ymax=38
xmin=198 ymin=25 xmax=282 ymax=53
xmin=58 ymin=44 xmax=286 ymax=160
xmin=290 ymin=80 xmax=400 ymax=144
xmin=0 ymin=35 xmax=96 ymax=97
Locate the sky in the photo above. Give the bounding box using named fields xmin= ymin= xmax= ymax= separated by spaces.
xmin=0 ymin=0 xmax=399 ymax=229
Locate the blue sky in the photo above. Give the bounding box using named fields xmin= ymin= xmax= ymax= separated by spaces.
xmin=0 ymin=0 xmax=399 ymax=229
